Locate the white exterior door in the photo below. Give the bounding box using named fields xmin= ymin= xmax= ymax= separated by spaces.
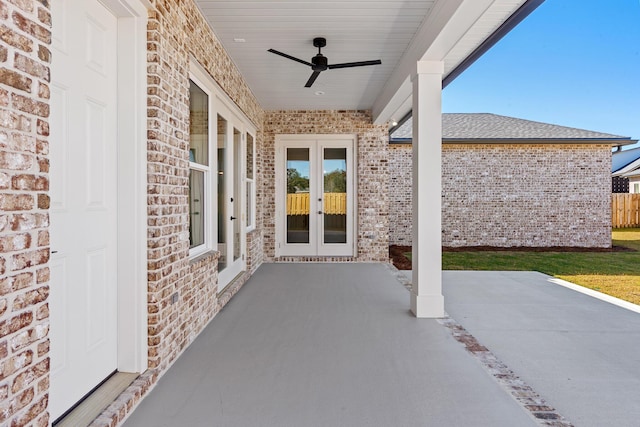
xmin=275 ymin=136 xmax=355 ymax=257
xmin=50 ymin=0 xmax=119 ymax=420
xmin=216 ymin=109 xmax=245 ymax=291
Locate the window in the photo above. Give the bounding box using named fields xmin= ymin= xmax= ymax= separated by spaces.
xmin=634 ymin=183 xmax=639 ymax=194
xmin=246 ymin=133 xmax=256 ymax=230
xmin=188 ymin=79 xmax=211 ymax=254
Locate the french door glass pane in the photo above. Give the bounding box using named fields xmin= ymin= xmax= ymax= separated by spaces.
xmin=233 ymin=129 xmax=241 ymax=261
xmin=217 ymin=114 xmax=227 ymax=270
xmin=286 ymin=148 xmax=310 ymax=244
xmin=323 ymin=148 xmax=347 ymax=244
xmin=189 ymin=169 xmax=205 ymax=248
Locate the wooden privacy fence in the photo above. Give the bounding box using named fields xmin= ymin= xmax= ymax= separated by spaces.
xmin=287 ymin=192 xmax=347 ymax=215
xmin=612 ymin=193 xmax=640 ymax=228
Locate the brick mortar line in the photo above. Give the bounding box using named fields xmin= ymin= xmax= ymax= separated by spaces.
xmin=384 ymin=264 xmax=574 ymax=426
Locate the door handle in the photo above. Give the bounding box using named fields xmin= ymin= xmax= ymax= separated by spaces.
xmin=230 ymin=216 xmax=237 ymax=220
xmin=317 ymin=211 xmax=322 ymax=214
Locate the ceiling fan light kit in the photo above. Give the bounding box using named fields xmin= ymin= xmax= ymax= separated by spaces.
xmin=268 ymin=37 xmax=382 ymax=88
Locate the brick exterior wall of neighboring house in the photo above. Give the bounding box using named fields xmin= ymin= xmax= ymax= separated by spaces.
xmin=0 ymin=0 xmax=52 ymax=426
xmin=389 ymin=143 xmax=612 ymax=248
xmin=263 ymin=111 xmax=389 ymax=262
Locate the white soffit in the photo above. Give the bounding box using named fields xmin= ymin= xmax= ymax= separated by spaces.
xmin=194 ymin=0 xmax=529 ymax=116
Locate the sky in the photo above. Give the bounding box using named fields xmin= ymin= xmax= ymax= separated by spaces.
xmin=442 ymin=0 xmax=640 ymax=145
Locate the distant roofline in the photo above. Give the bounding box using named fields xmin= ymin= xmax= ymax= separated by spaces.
xmin=390 ymin=138 xmax=636 ymax=145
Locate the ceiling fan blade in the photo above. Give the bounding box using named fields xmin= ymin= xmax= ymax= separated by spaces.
xmin=304 ymin=71 xmax=321 ymax=88
xmin=328 ymin=59 xmax=382 ymax=70
xmin=267 ymin=49 xmax=313 ymax=67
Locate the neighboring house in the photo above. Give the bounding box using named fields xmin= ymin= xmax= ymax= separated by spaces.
xmin=389 ymin=113 xmax=636 ymax=247
xmin=0 ymin=0 xmax=551 ymax=425
xmin=612 ymin=146 xmax=640 ymax=193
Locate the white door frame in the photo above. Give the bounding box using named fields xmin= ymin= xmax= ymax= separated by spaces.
xmin=215 ymin=103 xmax=247 ymax=290
xmin=275 ymin=134 xmax=356 ymax=258
xmin=103 ymin=0 xmax=149 ymax=374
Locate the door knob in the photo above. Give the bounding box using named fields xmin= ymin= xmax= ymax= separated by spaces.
xmin=317 ymin=211 xmax=322 ymax=214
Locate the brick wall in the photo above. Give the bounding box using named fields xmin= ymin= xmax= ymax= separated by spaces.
xmin=94 ymin=0 xmax=267 ymax=425
xmin=263 ymin=110 xmax=389 ymax=262
xmin=0 ymin=0 xmax=51 ymax=426
xmin=389 ymin=143 xmax=612 ymax=248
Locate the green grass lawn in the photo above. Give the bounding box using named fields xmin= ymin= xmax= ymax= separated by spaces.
xmin=439 ymin=228 xmax=640 ymax=305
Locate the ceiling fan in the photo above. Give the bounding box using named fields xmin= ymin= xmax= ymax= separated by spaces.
xmin=268 ymin=37 xmax=382 ymax=88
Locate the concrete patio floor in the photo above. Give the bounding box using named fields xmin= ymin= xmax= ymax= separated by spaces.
xmin=122 ymin=264 xmax=640 ymax=427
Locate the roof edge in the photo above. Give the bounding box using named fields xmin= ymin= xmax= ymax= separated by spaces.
xmin=389 ymin=138 xmax=638 ymax=145
xmin=442 ymin=0 xmax=546 ymax=88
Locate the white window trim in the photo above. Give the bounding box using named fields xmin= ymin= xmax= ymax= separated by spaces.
xmin=188 ymin=70 xmax=216 ymax=259
xmin=246 ymin=131 xmax=256 ymax=232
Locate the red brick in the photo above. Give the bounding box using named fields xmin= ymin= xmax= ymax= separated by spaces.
xmin=9 ymin=213 xmax=48 ymax=231
xmin=0 ymin=108 xmax=32 ymax=131
xmin=0 ymin=194 xmax=33 ymax=211
xmin=36 ymin=8 xmax=50 ymax=27
xmin=0 ymin=87 xmax=8 ymax=105
xmin=35 ymin=118 xmax=47 ymax=136
xmin=36 ymin=44 xmax=49 ymax=63
xmin=0 ymin=151 xmax=32 ymax=170
xmin=36 ymin=193 xmax=48 ymax=208
xmin=6 ymin=132 xmax=36 ymax=152
xmin=12 ymin=285 xmax=48 ymax=311
xmin=10 ymin=387 xmax=33 ymax=412
xmin=0 ymin=298 xmax=6 ymax=316
xmin=0 ymin=233 xmax=31 ymax=251
xmin=11 ymin=248 xmax=48 ymax=270
xmin=11 ymin=357 xmax=48 ymax=393
xmin=0 ymin=45 xmax=6 ymax=63
xmin=9 ymin=323 xmax=47 ymax=352
xmin=35 ymin=138 xmax=47 ymax=154
xmin=37 ymin=81 xmax=48 ymax=99
xmin=0 ymin=67 xmax=32 ymax=92
xmin=11 ymin=93 xmax=49 ymax=117
xmin=35 ymin=302 xmax=47 ymax=320
xmin=0 ymin=24 xmax=33 ymax=53
xmin=0 ymin=172 xmax=9 ymax=189
xmin=37 ymin=156 xmax=47 ymax=172
xmin=12 ymin=272 xmax=33 ymax=291
xmin=0 ymin=383 xmax=7 ymax=400
xmin=6 ymin=0 xmax=34 ymax=14
xmin=36 ymin=338 xmax=47 ymax=357
xmin=9 ymin=394 xmax=47 ymax=427
xmin=35 ymin=267 xmax=47 ymax=283
xmin=0 ymin=349 xmax=32 ymax=381
xmin=36 ymin=230 xmax=47 ymax=246
xmin=12 ymin=11 xmax=50 ymax=44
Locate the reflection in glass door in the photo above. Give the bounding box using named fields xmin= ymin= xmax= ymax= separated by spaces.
xmin=217 ymin=115 xmax=245 ymax=291
xmin=323 ymin=148 xmax=347 ymax=245
xmin=277 ymin=137 xmax=354 ymax=257
xmin=286 ymin=148 xmax=311 ymax=244
xmin=217 ymin=114 xmax=227 ymax=271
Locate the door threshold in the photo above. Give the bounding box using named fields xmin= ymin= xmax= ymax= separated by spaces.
xmin=53 ymin=372 xmax=139 ymax=427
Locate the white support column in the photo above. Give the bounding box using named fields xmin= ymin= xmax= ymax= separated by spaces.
xmin=411 ymin=60 xmax=445 ymax=318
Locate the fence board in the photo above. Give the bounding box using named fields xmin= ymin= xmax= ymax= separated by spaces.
xmin=612 ymin=193 xmax=640 ymax=228
xmin=286 ymin=193 xmax=347 ymax=215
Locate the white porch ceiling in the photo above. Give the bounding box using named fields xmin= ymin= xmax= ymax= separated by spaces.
xmin=195 ymin=0 xmax=532 ymax=121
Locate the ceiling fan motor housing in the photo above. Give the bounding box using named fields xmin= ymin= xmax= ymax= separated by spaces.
xmin=312 ymin=55 xmax=328 ymax=71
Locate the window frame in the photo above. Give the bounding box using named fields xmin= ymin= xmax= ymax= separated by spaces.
xmin=188 ymin=71 xmax=215 ymax=258
xmin=245 ymin=131 xmax=256 ymax=232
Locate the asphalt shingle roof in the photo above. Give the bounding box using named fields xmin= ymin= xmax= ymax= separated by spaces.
xmin=391 ymin=113 xmax=633 ymax=141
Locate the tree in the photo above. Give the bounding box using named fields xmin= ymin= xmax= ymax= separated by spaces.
xmin=287 ymin=168 xmax=309 ymax=193
xmin=324 ymin=169 xmax=346 ymax=193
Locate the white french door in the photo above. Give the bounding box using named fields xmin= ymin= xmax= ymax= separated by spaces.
xmin=275 ymin=135 xmax=355 ymax=257
xmin=50 ymin=0 xmax=118 ymax=420
xmin=216 ymin=109 xmax=245 ymax=290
